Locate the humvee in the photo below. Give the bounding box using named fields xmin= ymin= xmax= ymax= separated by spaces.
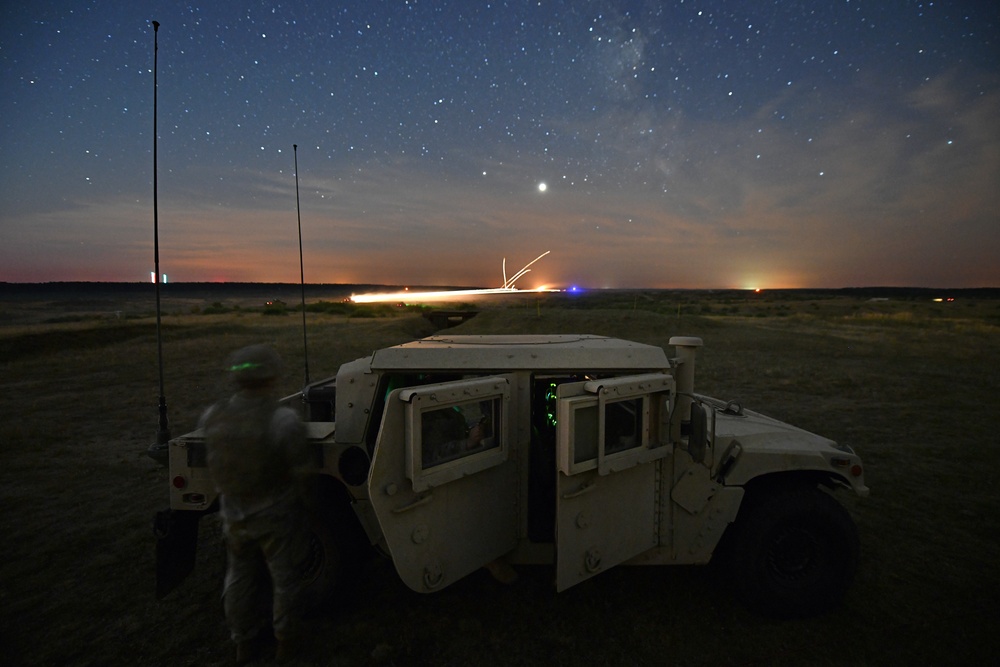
xmin=154 ymin=334 xmax=867 ymax=618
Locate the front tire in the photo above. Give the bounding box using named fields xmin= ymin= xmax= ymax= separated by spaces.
xmin=727 ymin=485 xmax=859 ymax=618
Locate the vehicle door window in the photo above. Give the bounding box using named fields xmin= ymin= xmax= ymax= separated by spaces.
xmin=604 ymin=397 xmax=643 ymax=455
xmin=400 ymin=376 xmax=510 ymax=491
xmin=421 ymin=398 xmax=501 ymax=469
xmin=557 ymin=373 xmax=675 ymax=476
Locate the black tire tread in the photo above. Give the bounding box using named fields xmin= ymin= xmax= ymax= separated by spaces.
xmin=727 ymin=484 xmax=860 ymax=618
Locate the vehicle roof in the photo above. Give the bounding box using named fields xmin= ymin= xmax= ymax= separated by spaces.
xmin=370 ymin=334 xmax=670 ymax=372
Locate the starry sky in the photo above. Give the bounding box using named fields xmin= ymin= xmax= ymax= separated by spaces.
xmin=2 ymin=1 xmax=998 ymax=289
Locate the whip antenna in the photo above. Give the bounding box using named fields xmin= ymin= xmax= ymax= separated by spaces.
xmin=148 ymin=19 xmax=170 ymax=463
xmin=293 ymin=144 xmax=310 ymax=386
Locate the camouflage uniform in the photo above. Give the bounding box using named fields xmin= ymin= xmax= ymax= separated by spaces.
xmin=201 ymin=345 xmax=311 ymax=651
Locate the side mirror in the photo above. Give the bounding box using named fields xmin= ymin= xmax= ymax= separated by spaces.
xmin=689 ymin=401 xmax=708 ymax=464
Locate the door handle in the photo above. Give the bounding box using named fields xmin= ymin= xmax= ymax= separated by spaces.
xmin=392 ymin=493 xmax=434 ymax=513
xmin=561 ymin=481 xmax=596 ymax=499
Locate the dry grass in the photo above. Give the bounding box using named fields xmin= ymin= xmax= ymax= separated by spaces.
xmin=1 ymin=286 xmax=998 ymax=666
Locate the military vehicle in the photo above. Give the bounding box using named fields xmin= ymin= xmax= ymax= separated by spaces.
xmin=154 ymin=334 xmax=867 ymax=618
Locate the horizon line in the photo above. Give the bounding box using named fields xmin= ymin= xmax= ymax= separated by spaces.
xmin=1 ymin=281 xmax=997 ymax=292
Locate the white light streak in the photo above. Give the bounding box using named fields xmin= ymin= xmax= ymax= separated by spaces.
xmin=351 ymin=251 xmax=558 ymax=303
xmin=350 ymin=286 xmax=557 ymax=304
xmin=503 ymin=250 xmax=550 ymax=288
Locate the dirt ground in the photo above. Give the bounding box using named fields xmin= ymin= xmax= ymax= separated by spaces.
xmin=2 ymin=284 xmax=998 ymax=666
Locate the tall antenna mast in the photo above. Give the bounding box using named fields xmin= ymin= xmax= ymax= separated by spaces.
xmin=293 ymin=144 xmax=310 ymax=386
xmin=149 ymin=19 xmax=170 ymax=462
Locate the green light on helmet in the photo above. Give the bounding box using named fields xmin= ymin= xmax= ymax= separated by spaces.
xmin=229 ymin=362 xmax=263 ymax=372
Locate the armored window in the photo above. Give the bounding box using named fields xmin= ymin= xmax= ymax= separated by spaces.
xmin=557 ymin=373 xmax=674 ymax=476
xmin=419 ymin=398 xmax=502 ymax=469
xmin=401 ymin=376 xmax=510 ymax=491
xmin=604 ymin=397 xmax=643 ymax=455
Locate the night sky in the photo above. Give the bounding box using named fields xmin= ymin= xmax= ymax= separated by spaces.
xmin=2 ymin=1 xmax=998 ymax=289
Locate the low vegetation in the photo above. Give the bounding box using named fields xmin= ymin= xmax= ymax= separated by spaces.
xmin=1 ymin=286 xmax=997 ymax=665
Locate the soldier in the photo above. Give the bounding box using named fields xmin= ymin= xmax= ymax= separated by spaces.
xmin=201 ymin=344 xmax=312 ymax=664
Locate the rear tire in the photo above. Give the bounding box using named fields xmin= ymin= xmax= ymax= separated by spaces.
xmin=299 ymin=491 xmax=369 ymax=613
xmin=727 ymin=485 xmax=859 ymax=618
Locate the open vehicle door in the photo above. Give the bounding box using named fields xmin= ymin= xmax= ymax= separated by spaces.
xmin=555 ymin=373 xmax=675 ymax=591
xmin=367 ymin=375 xmax=517 ymax=592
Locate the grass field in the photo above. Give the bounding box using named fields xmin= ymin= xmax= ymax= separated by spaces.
xmin=1 ymin=285 xmax=998 ymax=666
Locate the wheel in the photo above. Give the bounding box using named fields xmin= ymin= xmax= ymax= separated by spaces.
xmin=298 ymin=492 xmax=369 ymax=613
xmin=726 ymin=485 xmax=859 ymax=618
xmin=298 ymin=510 xmax=343 ymax=612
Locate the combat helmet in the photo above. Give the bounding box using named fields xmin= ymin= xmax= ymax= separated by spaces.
xmin=227 ymin=344 xmax=283 ymax=386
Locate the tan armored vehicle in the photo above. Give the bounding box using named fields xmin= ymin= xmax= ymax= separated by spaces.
xmin=155 ymin=334 xmax=867 ymax=618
